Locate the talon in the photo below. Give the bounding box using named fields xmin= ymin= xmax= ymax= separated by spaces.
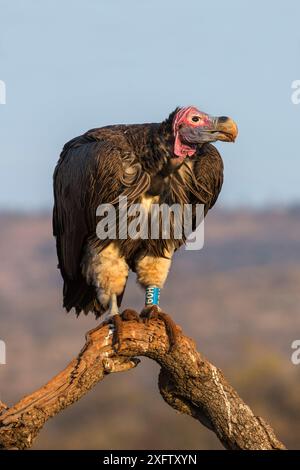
xmin=140 ymin=305 xmax=179 ymax=351
xmin=156 ymin=310 xmax=179 ymax=352
xmin=121 ymin=309 xmax=141 ymax=322
xmin=140 ymin=304 xmax=161 ymax=324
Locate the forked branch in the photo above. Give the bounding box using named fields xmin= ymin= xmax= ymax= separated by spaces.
xmin=0 ymin=316 xmax=286 ymax=450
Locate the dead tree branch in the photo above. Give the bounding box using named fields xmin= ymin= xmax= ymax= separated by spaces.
xmin=0 ymin=317 xmax=286 ymax=450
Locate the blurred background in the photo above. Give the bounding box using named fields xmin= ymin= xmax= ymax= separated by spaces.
xmin=0 ymin=0 xmax=300 ymax=449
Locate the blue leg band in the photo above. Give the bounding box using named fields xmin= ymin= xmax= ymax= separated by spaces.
xmin=145 ymin=286 xmax=161 ymax=306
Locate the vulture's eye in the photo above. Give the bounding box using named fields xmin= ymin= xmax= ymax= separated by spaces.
xmin=192 ymin=116 xmax=200 ymax=122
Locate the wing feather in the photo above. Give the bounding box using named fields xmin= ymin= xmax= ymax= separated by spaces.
xmin=53 ymin=130 xmax=150 ymax=312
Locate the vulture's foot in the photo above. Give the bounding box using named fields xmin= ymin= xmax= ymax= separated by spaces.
xmin=109 ymin=309 xmax=140 ymax=351
xmin=121 ymin=308 xmax=141 ymax=322
xmin=140 ymin=305 xmax=179 ymax=351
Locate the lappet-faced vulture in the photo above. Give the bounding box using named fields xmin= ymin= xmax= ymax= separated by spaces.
xmin=53 ymin=106 xmax=238 ymax=343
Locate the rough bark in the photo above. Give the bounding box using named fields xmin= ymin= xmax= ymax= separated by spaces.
xmin=0 ymin=317 xmax=286 ymax=450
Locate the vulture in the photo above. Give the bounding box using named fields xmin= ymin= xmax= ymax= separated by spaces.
xmin=53 ymin=106 xmax=238 ymax=345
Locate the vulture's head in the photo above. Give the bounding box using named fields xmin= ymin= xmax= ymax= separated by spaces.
xmin=172 ymin=106 xmax=238 ymax=160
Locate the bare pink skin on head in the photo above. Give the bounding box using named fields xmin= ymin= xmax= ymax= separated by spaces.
xmin=172 ymin=106 xmax=212 ymax=160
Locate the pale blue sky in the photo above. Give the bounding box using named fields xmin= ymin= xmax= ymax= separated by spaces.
xmin=0 ymin=0 xmax=299 ymax=209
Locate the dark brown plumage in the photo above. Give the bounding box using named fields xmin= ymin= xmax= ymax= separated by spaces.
xmin=53 ymin=107 xmax=237 ymax=318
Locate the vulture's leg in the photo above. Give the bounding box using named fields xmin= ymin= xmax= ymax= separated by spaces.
xmin=82 ymin=242 xmax=131 ymax=348
xmin=136 ymin=251 xmax=179 ymax=350
xmin=108 ymin=293 xmax=123 ymax=349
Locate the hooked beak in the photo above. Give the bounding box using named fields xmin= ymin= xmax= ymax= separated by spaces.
xmin=179 ymin=115 xmax=238 ymax=144
xmin=211 ymin=116 xmax=238 ymax=142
